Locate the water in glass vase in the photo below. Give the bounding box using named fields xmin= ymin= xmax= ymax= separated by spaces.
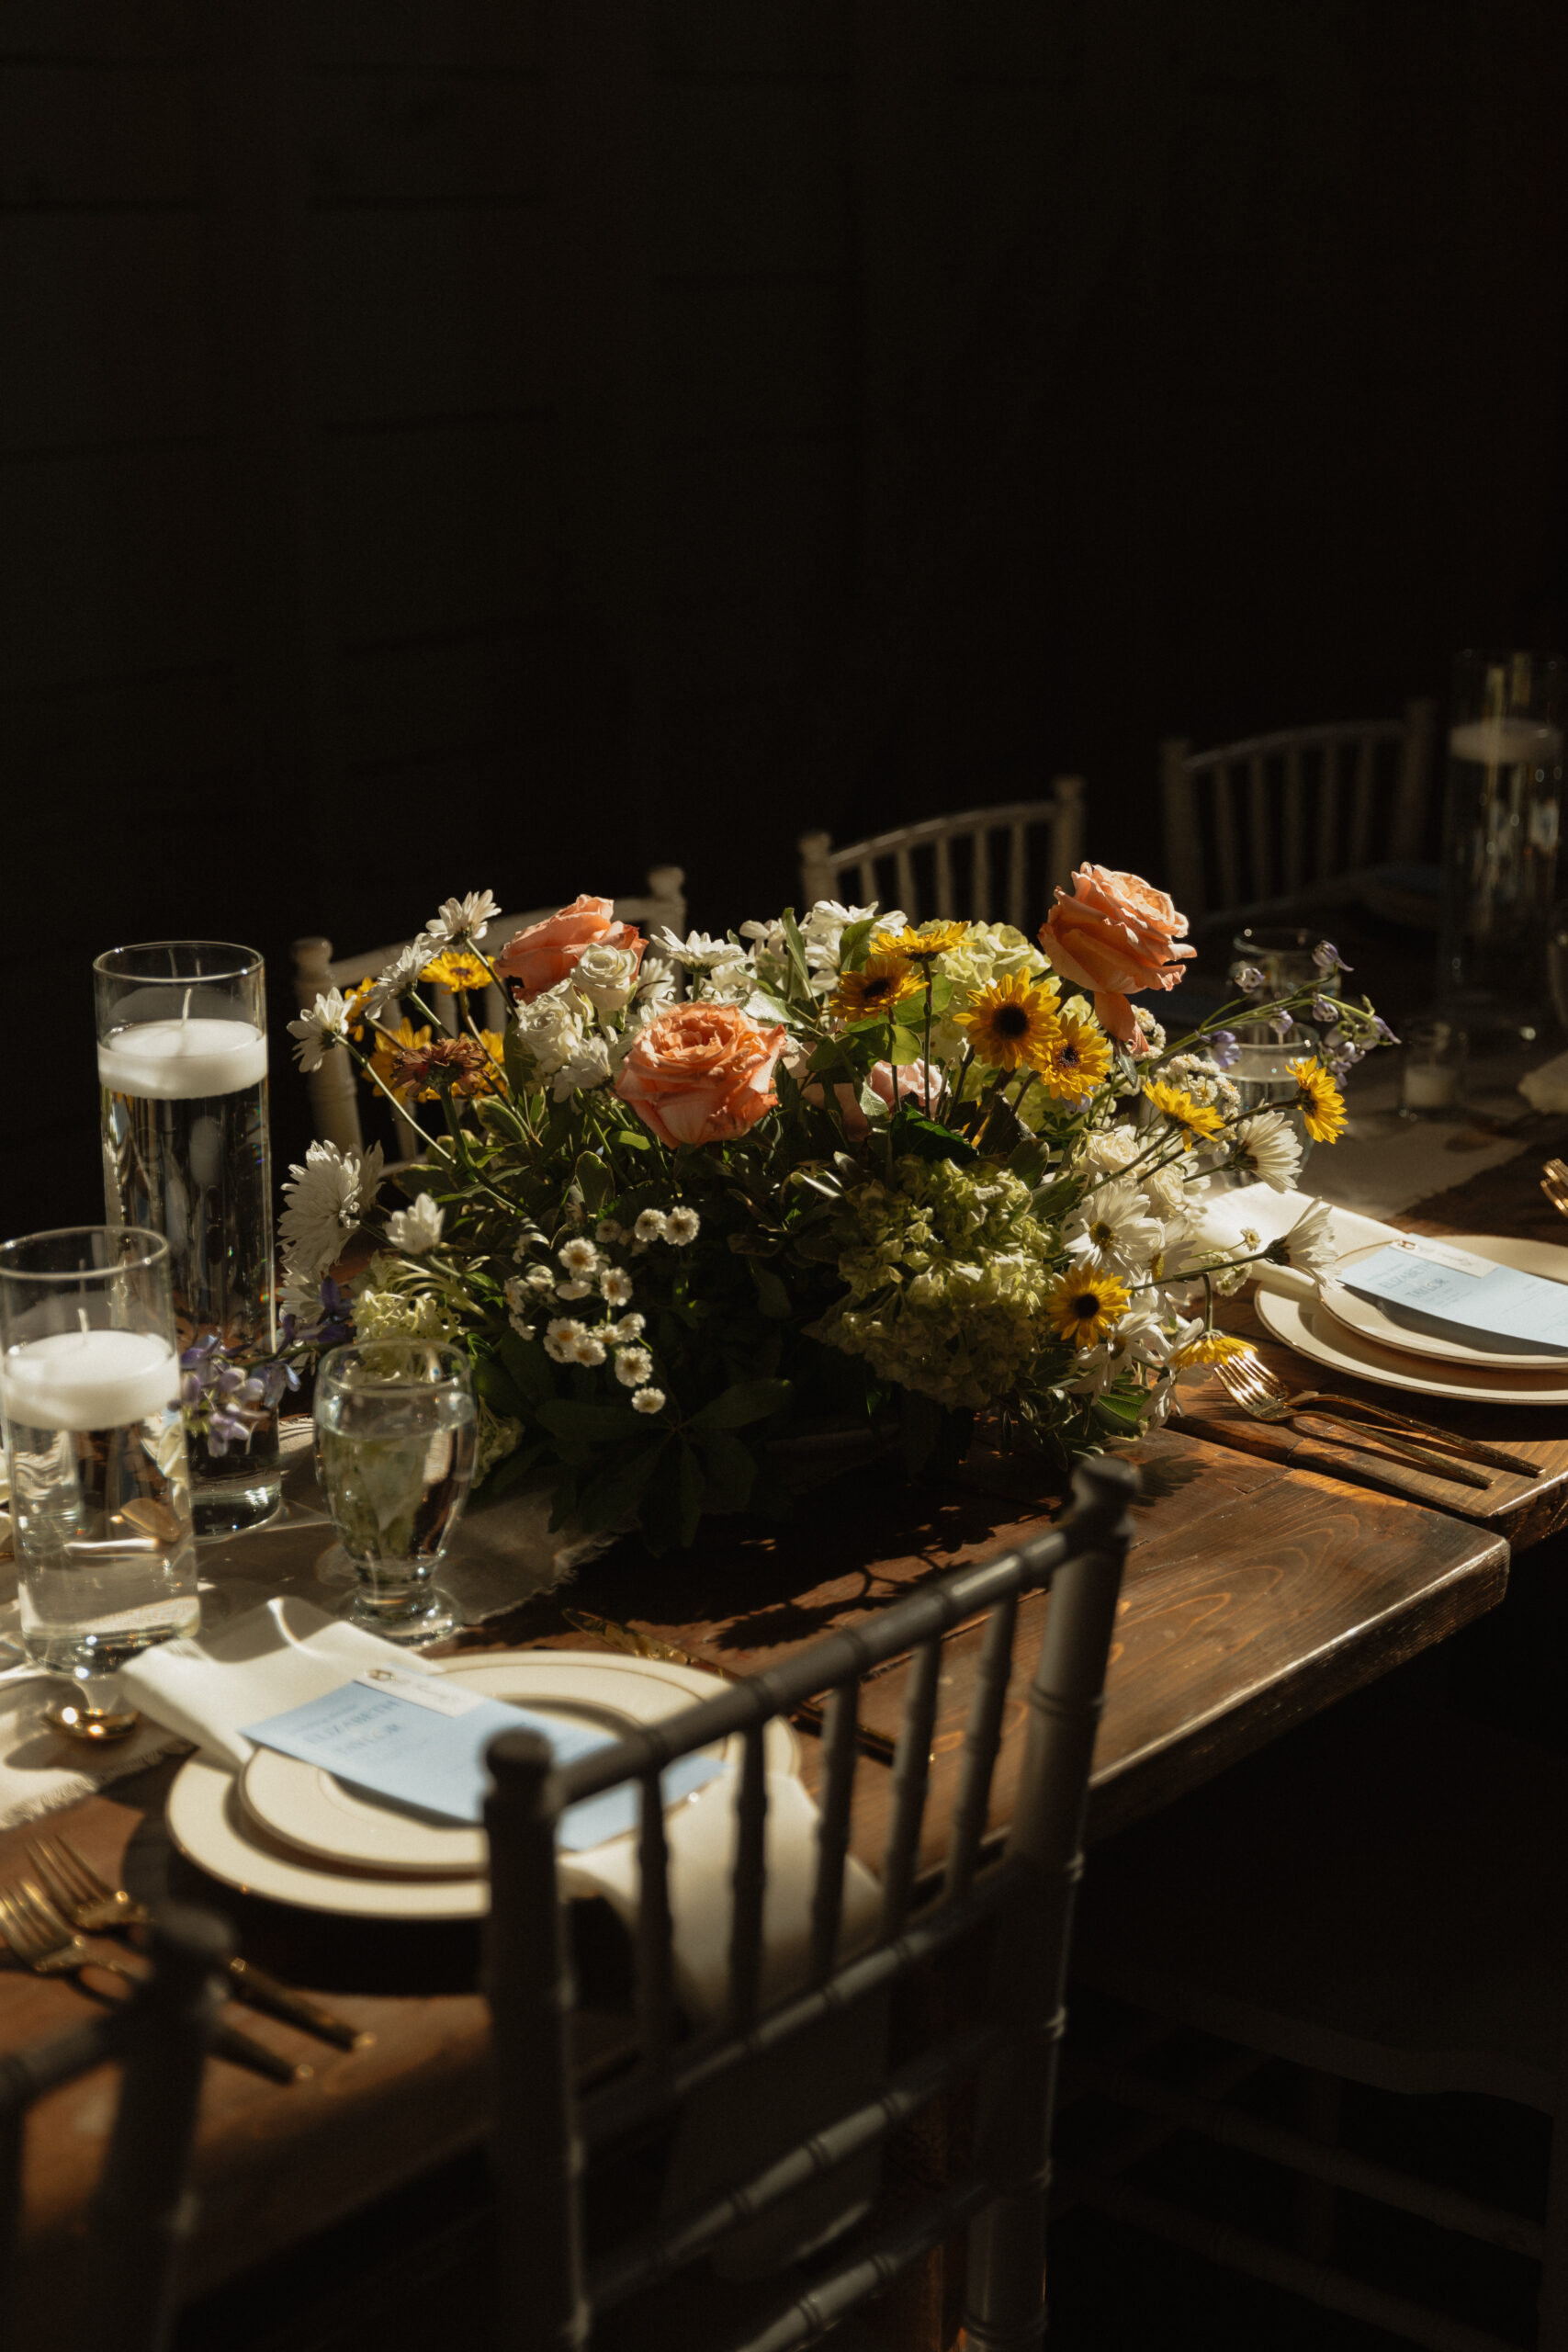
xmin=4 ymin=1344 xmax=199 ymax=1674
xmin=316 ymin=1380 xmax=476 ymax=1643
xmin=100 ymin=1019 xmax=279 ymax=1535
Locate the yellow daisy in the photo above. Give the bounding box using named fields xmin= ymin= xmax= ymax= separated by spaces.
xmin=1171 ymin=1329 xmax=1250 ymax=1369
xmin=1034 ymin=1006 xmax=1114 ymax=1102
xmin=830 ymin=952 xmax=923 ymax=1023
xmin=421 ymin=947 xmax=490 ymax=993
xmin=1291 ymin=1057 xmax=1348 ymax=1144
xmin=955 ymin=974 xmax=1063 ymax=1071
xmin=871 ymin=921 xmax=968 ymax=966
xmin=1143 ymin=1079 xmax=1225 ymax=1142
xmin=344 ymin=975 xmax=378 ymax=1041
xmin=366 ymin=1017 xmax=433 ymax=1100
xmin=1046 ymin=1265 xmax=1131 ymax=1349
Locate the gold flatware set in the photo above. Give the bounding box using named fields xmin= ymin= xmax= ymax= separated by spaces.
xmin=1213 ymin=1348 xmax=1539 ymax=1484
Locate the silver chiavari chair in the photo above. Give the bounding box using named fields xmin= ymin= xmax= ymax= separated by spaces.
xmin=483 ymin=1455 xmax=1137 ymax=2352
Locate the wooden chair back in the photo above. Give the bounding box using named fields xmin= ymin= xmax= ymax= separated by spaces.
xmin=483 ymin=1455 xmax=1137 ymax=2351
xmin=1 ymin=1904 xmax=229 ymax=2352
xmin=291 ymin=866 xmax=687 ymax=1155
xmin=797 ymin=781 xmax=1086 ymax=935
xmin=1159 ymin=699 xmax=1436 ymax=927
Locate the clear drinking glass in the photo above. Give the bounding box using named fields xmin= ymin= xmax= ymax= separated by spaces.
xmin=1229 ymin=925 xmax=1336 ymax=1000
xmin=0 ymin=1228 xmax=198 ymax=1679
xmin=314 ymin=1340 xmax=476 ymax=1645
xmin=96 ymin=942 xmax=279 ymax=1537
xmin=1400 ymin=1019 xmax=1467 ymax=1120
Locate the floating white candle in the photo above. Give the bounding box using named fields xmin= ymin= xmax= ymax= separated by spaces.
xmin=1450 ymin=717 xmax=1563 ymax=768
xmin=1 ymin=1328 xmax=179 ymax=1432
xmin=97 ymin=1017 xmax=268 ymax=1101
xmin=1403 ymin=1065 xmax=1460 ymax=1111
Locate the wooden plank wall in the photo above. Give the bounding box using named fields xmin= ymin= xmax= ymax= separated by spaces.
xmin=3 ymin=0 xmax=1566 ymax=1226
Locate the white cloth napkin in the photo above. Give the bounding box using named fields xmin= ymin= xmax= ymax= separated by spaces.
xmin=1519 ymin=1051 xmax=1568 ymax=1114
xmin=118 ymin=1596 xmax=434 ymax=1773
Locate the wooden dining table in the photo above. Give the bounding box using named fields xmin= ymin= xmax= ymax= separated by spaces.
xmin=6 ymin=1133 xmax=1568 ymax=2338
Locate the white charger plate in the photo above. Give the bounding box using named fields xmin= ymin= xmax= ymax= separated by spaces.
xmin=166 ymin=1649 xmax=795 ymax=1919
xmin=1255 ymin=1233 xmax=1568 ymax=1407
xmin=1318 ymin=1237 xmax=1568 ymax=1372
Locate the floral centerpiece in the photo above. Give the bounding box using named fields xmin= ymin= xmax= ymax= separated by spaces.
xmin=278 ymin=871 xmax=1389 ymax=1551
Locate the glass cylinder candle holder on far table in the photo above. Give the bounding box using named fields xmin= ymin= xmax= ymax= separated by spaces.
xmin=1400 ymin=1019 xmax=1467 ymax=1120
xmin=314 ymin=1340 xmax=477 ymax=1647
xmin=0 ymin=1227 xmax=197 ymax=1736
xmin=96 ymin=943 xmax=280 ymax=1537
xmin=1438 ymin=649 xmax=1565 ymax=1044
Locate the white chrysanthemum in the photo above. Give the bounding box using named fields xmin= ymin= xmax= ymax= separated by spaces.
xmin=424 ymin=890 xmax=499 ymax=946
xmin=384 ymin=1193 xmax=445 ymax=1253
xmin=600 ymin=1266 xmax=635 ymax=1306
xmin=558 ymin=1238 xmax=601 ymax=1275
xmin=570 ymin=1331 xmax=607 ymax=1367
xmin=574 ymin=942 xmax=640 ymax=1012
xmin=512 ymin=980 xmax=586 ymax=1078
xmin=364 ymin=937 xmax=440 ymax=1020
xmin=666 ymin=1206 xmax=700 ymax=1246
xmin=551 ymin=1035 xmax=613 ymax=1102
xmin=286 ymin=989 xmax=350 ymax=1073
xmin=544 ymin=1317 xmax=585 ymax=1363
xmin=1280 ymin=1198 xmax=1337 ymax=1277
xmin=653 ymin=928 xmax=745 ymax=968
xmin=611 ymin=1312 xmax=646 ymax=1343
xmin=1233 ymin=1110 xmax=1302 ymax=1194
xmin=615 ymin=1346 xmax=654 ymax=1387
xmin=1065 ymin=1178 xmax=1164 ymax=1273
xmin=279 ymin=1140 xmax=385 ymax=1281
xmin=692 ymin=956 xmax=754 ymax=1005
xmin=634 ymin=1209 xmax=668 ymax=1244
xmin=632 ymin=1386 xmax=666 ymax=1414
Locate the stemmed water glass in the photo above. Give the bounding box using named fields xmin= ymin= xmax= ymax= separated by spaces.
xmin=313 ymin=1340 xmax=477 ymax=1645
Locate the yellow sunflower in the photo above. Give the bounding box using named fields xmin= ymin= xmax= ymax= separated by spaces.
xmin=421 ymin=947 xmax=490 ymax=993
xmin=342 ymin=975 xmax=378 ymax=1041
xmin=366 ymin=1017 xmax=433 ymax=1100
xmin=1143 ymin=1079 xmax=1225 ymax=1142
xmin=1034 ymin=1006 xmax=1114 ymax=1102
xmin=1171 ymin=1329 xmax=1250 ymax=1369
xmin=1291 ymin=1057 xmax=1348 ymax=1144
xmin=955 ymin=973 xmax=1063 ymax=1071
xmin=1045 ymin=1264 xmax=1132 ymax=1350
xmin=871 ymin=921 xmax=968 ymax=967
xmin=830 ymin=952 xmax=923 ymax=1022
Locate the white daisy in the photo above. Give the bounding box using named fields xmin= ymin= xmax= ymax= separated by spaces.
xmin=1064 ymin=1179 xmax=1163 ymax=1273
xmin=1232 ymin=1110 xmax=1302 ymax=1194
xmin=279 ymin=1140 xmax=385 ymax=1282
xmin=286 ymin=989 xmax=351 ymax=1073
xmin=508 ymin=1309 xmax=534 ymax=1339
xmin=666 ymin=1206 xmax=700 ymax=1247
xmin=556 ymin=1278 xmax=593 ymax=1301
xmin=600 ymin=1267 xmax=635 ymax=1307
xmin=424 ymin=890 xmax=500 ymax=946
xmin=570 ymin=1332 xmax=607 ymax=1367
xmin=384 ymin=1193 xmax=445 ymax=1253
xmin=544 ymin=1317 xmax=585 ymax=1363
xmin=634 ymin=1210 xmax=668 ymax=1244
xmin=615 ymin=1347 xmax=654 ymax=1387
xmin=1279 ymin=1198 xmax=1337 ymax=1278
xmin=364 ymin=937 xmax=440 ymax=1021
xmin=558 ymin=1238 xmax=601 ymax=1276
xmin=653 ymin=928 xmax=745 ymax=967
xmin=631 ymin=1386 xmax=666 ymax=1415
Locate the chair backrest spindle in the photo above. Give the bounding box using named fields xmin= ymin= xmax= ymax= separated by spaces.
xmin=797 ymin=782 xmax=1085 ymax=935
xmin=943 ymin=1590 xmax=1020 ymax=1901
xmin=727 ymin=1723 xmax=769 ymax=2033
xmin=880 ymin=1636 xmax=944 ymax=1939
xmin=809 ymin=1683 xmax=861 ymax=1984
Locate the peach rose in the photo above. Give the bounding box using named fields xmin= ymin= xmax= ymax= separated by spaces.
xmin=1039 ymin=864 xmax=1195 ymax=1047
xmin=615 ymin=1003 xmax=788 ymax=1148
xmin=494 ymin=894 xmax=645 ymax=1002
xmin=805 ymin=1059 xmax=946 ymax=1141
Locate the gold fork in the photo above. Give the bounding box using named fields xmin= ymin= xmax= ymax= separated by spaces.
xmin=1213 ymin=1350 xmax=1540 ymax=1475
xmin=0 ymin=1877 xmax=309 ymax=2084
xmin=1541 ymin=1159 xmax=1568 ymax=1220
xmin=1212 ymin=1352 xmax=1495 ymax=1487
xmin=27 ymin=1833 xmax=372 ymax=2052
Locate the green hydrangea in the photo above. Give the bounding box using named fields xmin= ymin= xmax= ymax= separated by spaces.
xmin=810 ymin=1155 xmax=1057 ymax=1409
xmin=352 ymin=1272 xmax=464 ymax=1344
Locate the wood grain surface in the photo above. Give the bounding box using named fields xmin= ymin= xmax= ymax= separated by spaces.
xmin=0 ymin=1425 xmax=1506 ymax=2333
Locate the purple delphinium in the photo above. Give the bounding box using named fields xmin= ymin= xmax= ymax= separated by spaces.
xmin=1208 ymin=1029 xmax=1239 ymax=1070
xmin=1233 ymin=965 xmax=1266 ymax=995
xmin=1313 ymin=940 xmax=1351 ymax=976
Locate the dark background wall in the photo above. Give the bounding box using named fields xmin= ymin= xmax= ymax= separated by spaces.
xmin=6 ymin=0 xmax=1567 ymax=1234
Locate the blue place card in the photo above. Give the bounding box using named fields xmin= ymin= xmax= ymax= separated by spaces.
xmin=243 ymin=1665 xmax=723 ymax=1850
xmin=1343 ymin=1236 xmax=1568 ymax=1357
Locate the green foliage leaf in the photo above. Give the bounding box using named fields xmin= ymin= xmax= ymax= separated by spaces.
xmin=837 ymin=917 xmax=875 ymax=972
xmin=537 ymin=1398 xmax=649 ymax=1441
xmin=574 ymin=1437 xmax=668 ymax=1532
xmin=779 ymin=909 xmax=813 ymax=997
xmin=473 ymin=1354 xmax=525 ymax=1418
xmin=887 ymin=1104 xmax=976 ymax=1165
xmin=857 ymin=1080 xmax=891 ymax=1125
xmin=884 ymin=1027 xmax=927 ymax=1066
xmin=748 ymin=1260 xmax=794 ymax=1318
xmin=689 ymin=1376 xmax=794 ymax=1430
xmin=498 ymin=1332 xmax=555 ymax=1405
xmin=678 ymin=1442 xmax=705 ymax=1545
xmin=691 ymin=1427 xmax=758 ymax=1513
xmin=574 ymin=1151 xmax=612 ymax=1215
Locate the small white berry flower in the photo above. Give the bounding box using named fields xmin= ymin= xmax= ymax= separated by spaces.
xmin=570 ymin=1332 xmax=607 ymax=1367
xmin=544 ymin=1317 xmax=585 ymax=1363
xmin=508 ymin=1309 xmax=534 ymax=1339
xmin=666 ymin=1206 xmax=700 ymax=1246
xmin=503 ymin=1275 xmax=530 ymax=1314
xmin=611 ymin=1313 xmax=646 ymax=1343
xmin=615 ymin=1347 xmax=654 ymax=1387
xmin=596 ymin=1218 xmax=624 ymax=1243
xmin=556 ymin=1277 xmax=593 ymax=1302
xmin=631 ymin=1386 xmax=666 ymax=1415
xmin=599 ymin=1267 xmax=635 ymax=1307
xmin=634 ymin=1210 xmax=668 ymax=1244
xmin=524 ymin=1263 xmax=556 ymax=1291
xmin=558 ymin=1237 xmax=602 ymax=1276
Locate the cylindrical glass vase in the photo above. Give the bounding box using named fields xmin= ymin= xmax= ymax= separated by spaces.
xmin=1438 ymin=650 xmax=1565 ymax=1040
xmin=0 ymin=1227 xmax=197 ymax=1674
xmin=96 ymin=943 xmax=280 ymax=1535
